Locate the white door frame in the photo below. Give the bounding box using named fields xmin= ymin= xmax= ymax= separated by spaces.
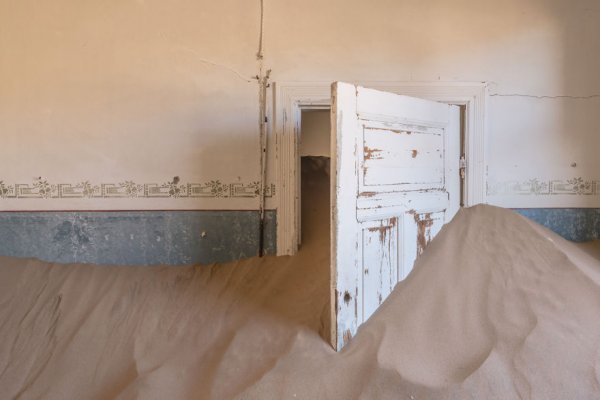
xmin=273 ymin=81 xmax=488 ymax=256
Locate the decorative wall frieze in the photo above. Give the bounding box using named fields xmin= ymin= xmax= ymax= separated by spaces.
xmin=0 ymin=178 xmax=275 ymax=200
xmin=487 ymin=177 xmax=599 ymax=196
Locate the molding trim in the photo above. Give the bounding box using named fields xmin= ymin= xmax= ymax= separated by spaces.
xmin=273 ymin=81 xmax=488 ymax=256
xmin=0 ymin=178 xmax=275 ymax=199
xmin=273 ymin=82 xmax=331 ymax=256
xmin=489 ymin=177 xmax=600 ymax=196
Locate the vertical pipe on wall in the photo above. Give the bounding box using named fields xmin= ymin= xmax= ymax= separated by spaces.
xmin=256 ymin=0 xmax=264 ymax=61
xmin=257 ymin=0 xmax=269 ymax=257
xmin=258 ymin=70 xmax=270 ymax=256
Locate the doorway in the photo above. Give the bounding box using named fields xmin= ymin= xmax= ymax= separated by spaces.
xmin=298 ymin=109 xmax=332 ymax=343
xmin=275 ymin=82 xmax=487 ymax=350
xmin=297 ymin=106 xmax=468 ymax=252
xmin=274 ymin=82 xmax=487 ymax=258
xmin=299 ymin=110 xmax=331 ymax=250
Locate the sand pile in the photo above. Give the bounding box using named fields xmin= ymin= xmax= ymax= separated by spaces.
xmin=1 ymin=162 xmax=600 ymax=399
xmin=577 ymin=240 xmax=600 ymax=263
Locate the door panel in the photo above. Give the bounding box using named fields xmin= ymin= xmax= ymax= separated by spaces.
xmin=362 ymin=124 xmax=445 ymax=189
xmin=331 ymin=82 xmax=460 ymax=351
xmin=361 ymin=217 xmax=399 ymax=319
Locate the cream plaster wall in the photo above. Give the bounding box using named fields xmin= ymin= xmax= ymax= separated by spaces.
xmin=0 ymin=0 xmax=264 ymax=210
xmin=1 ymin=0 xmax=599 ymax=210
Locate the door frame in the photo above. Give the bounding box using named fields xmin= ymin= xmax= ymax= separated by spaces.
xmin=273 ymin=81 xmax=488 ymax=256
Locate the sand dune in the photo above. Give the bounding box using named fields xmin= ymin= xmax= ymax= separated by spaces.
xmin=1 ymin=197 xmax=600 ymax=398
xmin=576 ymin=240 xmax=600 ymax=263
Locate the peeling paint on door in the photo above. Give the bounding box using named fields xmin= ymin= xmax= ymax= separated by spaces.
xmin=331 ymin=83 xmax=460 ymax=351
xmin=415 ymin=212 xmax=434 ymax=256
xmin=363 ymin=146 xmax=383 ymax=160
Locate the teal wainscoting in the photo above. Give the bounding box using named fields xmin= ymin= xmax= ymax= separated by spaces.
xmin=514 ymin=208 xmax=600 ymax=242
xmin=0 ymin=210 xmax=276 ymax=265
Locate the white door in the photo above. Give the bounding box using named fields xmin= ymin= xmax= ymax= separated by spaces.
xmin=330 ymin=82 xmax=460 ymax=351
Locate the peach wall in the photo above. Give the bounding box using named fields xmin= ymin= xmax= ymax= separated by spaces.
xmin=1 ymin=0 xmax=598 ymax=210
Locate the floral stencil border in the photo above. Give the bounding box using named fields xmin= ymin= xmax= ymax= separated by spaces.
xmin=487 ymin=177 xmax=600 ymax=196
xmin=0 ymin=178 xmax=275 ymax=199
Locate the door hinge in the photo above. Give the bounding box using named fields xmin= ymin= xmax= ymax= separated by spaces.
xmin=459 ymin=155 xmax=467 ymax=180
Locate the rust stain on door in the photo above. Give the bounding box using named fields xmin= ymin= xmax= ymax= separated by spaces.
xmin=364 ymin=146 xmax=383 ymax=160
xmin=343 ymin=329 xmax=353 ymax=347
xmin=343 ymin=290 xmax=352 ymax=305
xmin=367 ymin=217 xmax=396 ymax=245
xmin=360 ymin=191 xmax=377 ymax=198
xmin=414 ymin=213 xmax=433 ymax=256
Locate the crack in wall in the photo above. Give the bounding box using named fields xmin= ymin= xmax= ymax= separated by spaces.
xmin=173 ymin=45 xmax=255 ymax=83
xmin=486 ymin=82 xmax=600 ymax=100
xmin=490 ymin=93 xmax=600 ymax=100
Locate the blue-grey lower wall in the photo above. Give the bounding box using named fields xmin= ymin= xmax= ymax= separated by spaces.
xmin=514 ymin=208 xmax=600 ymax=242
xmin=0 ymin=210 xmax=276 ymax=266
xmin=1 ymin=208 xmax=595 ymax=266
